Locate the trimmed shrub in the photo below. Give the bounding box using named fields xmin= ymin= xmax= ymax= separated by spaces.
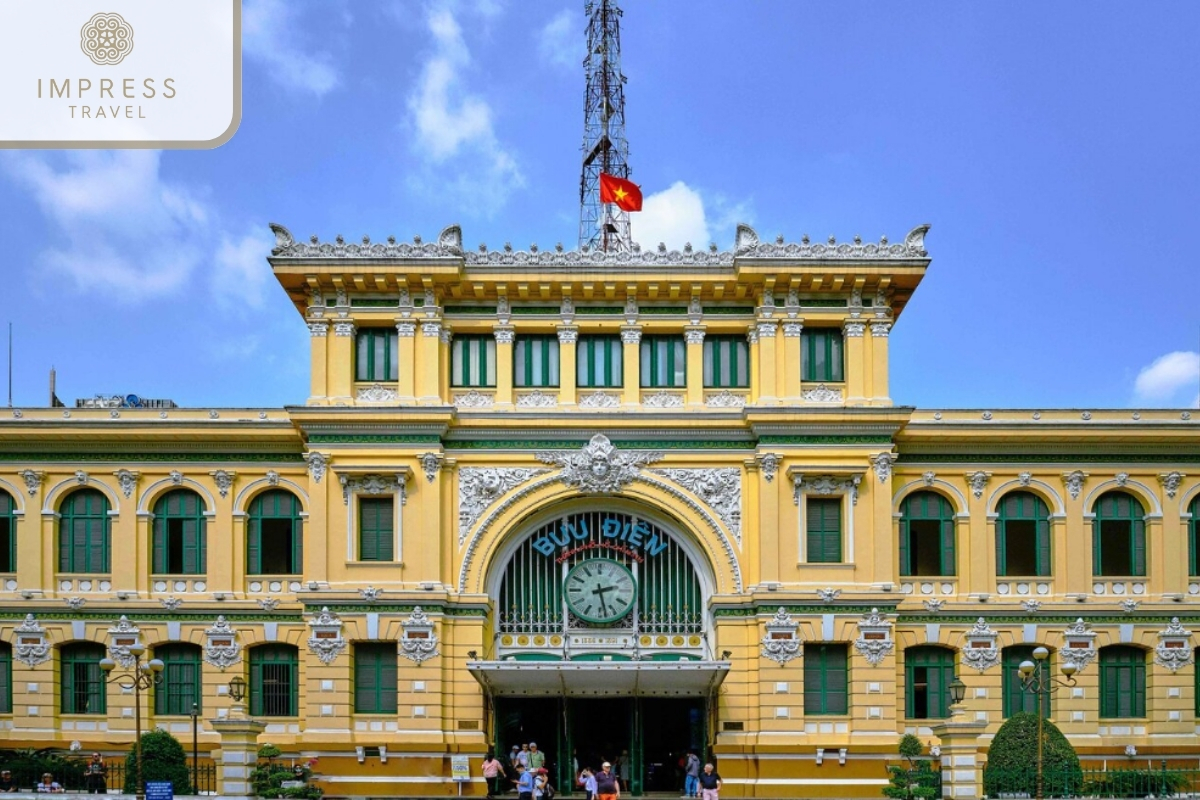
xmin=124 ymin=729 xmax=193 ymax=795
xmin=249 ymin=744 xmax=322 ymax=800
xmin=984 ymin=712 xmax=1081 ymax=798
xmin=883 ymin=734 xmax=939 ymax=800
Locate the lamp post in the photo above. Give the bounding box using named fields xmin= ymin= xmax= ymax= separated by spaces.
xmin=948 ymin=676 xmax=967 ymax=715
xmin=1017 ymin=647 xmax=1078 ymax=800
xmin=99 ymin=644 xmax=164 ymax=800
xmin=190 ymin=702 xmax=199 ymax=792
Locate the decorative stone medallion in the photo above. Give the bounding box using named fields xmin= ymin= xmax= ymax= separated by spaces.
xmin=760 ymin=608 xmax=801 ymax=665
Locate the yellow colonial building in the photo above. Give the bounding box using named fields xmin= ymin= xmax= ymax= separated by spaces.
xmin=0 ymin=221 xmax=1197 ymax=797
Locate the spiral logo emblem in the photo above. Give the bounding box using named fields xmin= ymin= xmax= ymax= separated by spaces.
xmin=80 ymin=12 xmax=134 ymax=65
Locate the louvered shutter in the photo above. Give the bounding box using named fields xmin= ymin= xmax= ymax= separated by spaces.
xmin=152 ymin=517 xmax=167 ymax=573
xmin=247 ymin=519 xmax=261 ymax=574
xmin=291 ymin=516 xmax=303 ymax=574
xmin=1092 ymin=518 xmax=1103 ymax=576
xmin=379 ymin=648 xmax=398 ymax=712
xmin=898 ymin=516 xmax=911 ymax=576
xmin=182 ymin=518 xmax=199 ymax=574
xmin=1131 ymin=518 xmax=1146 ymax=576
xmin=88 ymin=520 xmax=106 ymax=573
xmin=996 ymin=513 xmax=1007 ymax=576
xmin=355 ymin=648 xmax=378 ymax=712
xmin=940 ymin=516 xmax=956 ymax=576
xmin=359 ymin=500 xmax=379 ymax=561
xmin=376 ymin=499 xmax=394 ymax=561
xmin=249 ymin=657 xmax=263 ymax=716
xmin=1035 ymin=517 xmax=1051 ymax=576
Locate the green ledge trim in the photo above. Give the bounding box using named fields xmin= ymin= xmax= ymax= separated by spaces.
xmin=307 ymin=434 xmax=442 ymax=445
xmin=351 ymin=298 xmax=400 ymax=308
xmin=701 ymin=307 xmax=755 ymax=316
xmin=575 ymin=307 xmax=624 ymax=315
xmin=447 ymin=439 xmax=754 ymax=450
xmin=510 ymin=307 xmax=557 ymax=315
xmin=0 ymin=611 xmax=304 ymax=623
xmin=897 ymin=453 xmax=1200 ymax=465
xmin=303 ymin=603 xmax=487 ymax=617
xmin=759 ymin=435 xmax=894 ymax=445
xmin=895 ymin=614 xmax=1200 ymax=625
xmin=639 ymin=307 xmax=688 ymax=315
xmin=444 ymin=306 xmax=498 ymax=315
xmin=800 ymin=299 xmax=849 ymax=308
xmin=713 ymin=604 xmax=898 ymax=618
xmin=0 ymin=452 xmax=303 ymax=463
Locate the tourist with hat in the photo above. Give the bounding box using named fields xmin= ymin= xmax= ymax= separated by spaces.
xmin=594 ymin=761 xmax=619 ymax=800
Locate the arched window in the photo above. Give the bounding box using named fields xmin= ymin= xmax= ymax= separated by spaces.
xmin=1092 ymin=492 xmax=1146 ymax=577
xmin=1188 ymin=496 xmax=1200 ymax=578
xmin=61 ymin=642 xmax=106 ymax=714
xmin=249 ymin=644 xmax=299 ymax=717
xmin=0 ymin=641 xmax=10 ymax=714
xmin=354 ymin=642 xmax=398 ymax=714
xmin=155 ymin=643 xmax=202 ymax=715
xmin=58 ymin=490 xmax=110 ymax=573
xmin=0 ymin=489 xmax=15 ymax=573
xmin=247 ymin=491 xmax=303 ymax=575
xmin=996 ymin=492 xmax=1050 ymax=577
xmin=899 ymin=492 xmax=955 ymax=577
xmin=152 ymin=490 xmax=207 ymax=575
xmin=1001 ymin=646 xmax=1051 ymax=718
xmin=1098 ymin=645 xmax=1146 ymax=718
xmin=904 ymin=645 xmax=955 ymax=720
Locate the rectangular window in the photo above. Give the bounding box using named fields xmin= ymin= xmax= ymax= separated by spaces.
xmin=451 ymin=335 xmax=497 ymax=388
xmin=578 ymin=335 xmax=623 ymax=388
xmin=514 ymin=335 xmax=560 ymax=388
xmin=1001 ymin=648 xmax=1050 ymax=718
xmin=61 ymin=652 xmax=105 ymax=714
xmin=156 ymin=657 xmax=201 ymax=715
xmin=640 ymin=336 xmax=686 ymax=388
xmin=358 ymin=497 xmax=395 ymax=562
xmin=354 ymin=643 xmax=399 ymax=714
xmin=806 ymin=498 xmax=843 ymax=563
xmin=803 ymin=644 xmax=848 ymax=715
xmin=801 ymin=329 xmax=844 ymax=383
xmin=703 ymin=336 xmax=750 ymax=388
xmin=355 ymin=329 xmax=399 ymax=382
xmin=1099 ymin=654 xmax=1146 ymax=718
xmin=250 ymin=651 xmax=298 ymax=717
xmin=0 ymin=648 xmax=10 ymax=714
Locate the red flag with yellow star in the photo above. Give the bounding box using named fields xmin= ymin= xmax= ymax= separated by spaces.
xmin=599 ymin=173 xmax=643 ymax=212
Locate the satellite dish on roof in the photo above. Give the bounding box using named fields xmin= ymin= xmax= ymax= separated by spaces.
xmin=125 ymin=394 xmax=142 ymax=408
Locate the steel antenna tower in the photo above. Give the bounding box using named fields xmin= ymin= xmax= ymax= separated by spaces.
xmin=579 ymin=0 xmax=631 ymax=253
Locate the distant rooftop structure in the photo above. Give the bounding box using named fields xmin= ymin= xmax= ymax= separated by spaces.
xmin=75 ymin=394 xmax=178 ymax=409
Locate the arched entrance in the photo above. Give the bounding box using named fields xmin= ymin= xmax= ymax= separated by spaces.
xmin=470 ymin=501 xmax=726 ymax=796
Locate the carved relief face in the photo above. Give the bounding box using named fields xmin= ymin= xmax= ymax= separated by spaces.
xmin=589 ymin=458 xmax=611 ymax=478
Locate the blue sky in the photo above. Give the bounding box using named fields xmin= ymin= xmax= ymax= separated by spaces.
xmin=1 ymin=0 xmax=1197 ymax=411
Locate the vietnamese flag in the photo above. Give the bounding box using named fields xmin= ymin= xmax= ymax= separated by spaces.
xmin=599 ymin=173 xmax=643 ymax=212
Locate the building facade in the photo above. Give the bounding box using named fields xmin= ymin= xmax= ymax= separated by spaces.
xmin=0 ymin=222 xmax=1197 ymax=796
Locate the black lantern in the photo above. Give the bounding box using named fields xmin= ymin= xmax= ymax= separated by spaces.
xmin=948 ymin=676 xmax=966 ymax=706
xmin=228 ymin=675 xmax=247 ymax=702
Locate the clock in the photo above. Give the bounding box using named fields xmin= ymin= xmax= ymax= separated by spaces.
xmin=564 ymin=559 xmax=637 ymax=624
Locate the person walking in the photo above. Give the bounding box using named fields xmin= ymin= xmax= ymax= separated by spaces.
xmin=579 ymin=767 xmax=597 ymax=800
xmin=483 ymin=752 xmax=506 ymax=799
xmin=515 ymin=764 xmax=534 ymax=800
xmin=683 ymin=751 xmax=700 ymax=798
xmin=594 ymin=761 xmax=619 ymax=800
xmin=84 ymin=754 xmax=107 ymax=795
xmin=534 ymin=768 xmax=550 ymax=800
xmin=528 ymin=743 xmax=546 ymax=773
xmin=697 ymin=763 xmax=721 ymax=800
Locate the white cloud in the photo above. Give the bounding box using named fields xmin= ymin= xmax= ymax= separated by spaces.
xmin=1132 ymin=351 xmax=1200 ymax=407
xmin=633 ymin=181 xmax=752 ymax=251
xmin=244 ymin=0 xmax=339 ymax=96
xmin=538 ymin=9 xmax=578 ymax=71
xmin=2 ymin=151 xmax=209 ymax=300
xmin=404 ymin=3 xmax=523 ymax=215
xmin=213 ymin=229 xmax=276 ymax=309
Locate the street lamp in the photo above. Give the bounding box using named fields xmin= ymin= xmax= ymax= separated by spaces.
xmin=1017 ymin=646 xmax=1078 ymax=800
xmin=189 ymin=702 xmax=199 ymax=792
xmin=948 ymin=676 xmax=966 ymax=712
xmin=99 ymin=644 xmax=165 ymax=800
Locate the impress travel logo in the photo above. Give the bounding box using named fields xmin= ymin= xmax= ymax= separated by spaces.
xmin=0 ymin=1 xmax=241 ymax=149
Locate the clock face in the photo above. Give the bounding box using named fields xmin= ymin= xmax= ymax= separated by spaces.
xmin=564 ymin=559 xmax=637 ymax=624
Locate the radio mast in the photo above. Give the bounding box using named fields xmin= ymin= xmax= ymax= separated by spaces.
xmin=579 ymin=0 xmax=631 ymax=253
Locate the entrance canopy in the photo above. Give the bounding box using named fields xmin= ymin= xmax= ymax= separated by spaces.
xmin=467 ymin=659 xmax=729 ymax=697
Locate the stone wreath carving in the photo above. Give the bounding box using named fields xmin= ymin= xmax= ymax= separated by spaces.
xmin=400 ymin=607 xmax=440 ymax=665
xmin=307 ymin=607 xmax=347 ymax=665
xmin=458 ymin=468 xmax=549 ymax=543
xmin=802 ymin=384 xmax=843 ymax=403
xmin=853 ymin=608 xmax=894 ymax=666
xmin=357 ymin=384 xmax=399 ymax=403
xmin=108 ymin=616 xmax=142 ymax=668
xmin=537 ymin=434 xmax=662 ymax=495
xmin=647 ymin=468 xmax=741 ymax=539
xmin=961 ymin=617 xmax=1000 ymax=672
xmin=760 ymin=608 xmax=801 ymax=665
xmin=14 ymin=614 xmax=50 ymax=667
xmin=204 ymin=616 xmax=242 ymax=670
xmin=1155 ymin=618 xmax=1194 ymax=672
xmin=1059 ymin=618 xmax=1097 ymax=673
xmin=705 ymin=390 xmax=746 ymax=408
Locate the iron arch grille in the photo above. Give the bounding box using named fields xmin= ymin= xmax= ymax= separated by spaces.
xmin=497 ymin=510 xmax=703 ymax=635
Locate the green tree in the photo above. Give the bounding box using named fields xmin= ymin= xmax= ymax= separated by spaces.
xmin=984 ymin=712 xmax=1082 ymax=798
xmin=249 ymin=743 xmax=322 ymax=800
xmin=124 ymin=729 xmax=193 ymax=795
xmin=882 ymin=734 xmax=939 ymax=800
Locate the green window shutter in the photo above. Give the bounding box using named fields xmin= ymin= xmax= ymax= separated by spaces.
xmin=898 ymin=516 xmax=912 ymax=576
xmin=807 ymin=498 xmax=842 ymax=563
xmin=249 ymin=656 xmax=263 ymax=716
xmin=247 ymin=518 xmax=261 ymax=574
xmin=291 ymin=516 xmax=304 ymax=574
xmin=940 ymin=516 xmax=956 ymax=576
xmin=359 ymin=498 xmax=394 ymax=562
xmin=355 ymin=648 xmax=378 ymax=712
xmin=1035 ymin=518 xmax=1050 ymax=576
xmin=995 ymin=518 xmax=1007 ymax=576
xmin=152 ymin=518 xmax=167 ymax=573
xmin=1131 ymin=518 xmax=1146 ymax=576
xmin=0 ymin=645 xmax=10 ymax=714
xmin=1190 ymin=500 xmax=1199 ymax=577
xmin=804 ymin=644 xmax=848 ymax=715
xmin=1092 ymin=517 xmax=1103 ymax=577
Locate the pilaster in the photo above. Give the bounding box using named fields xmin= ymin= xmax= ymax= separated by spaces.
xmin=756 ymin=321 xmax=778 ymax=404
xmin=493 ymin=325 xmax=515 ymax=409
xmin=307 ymin=320 xmax=329 ymax=405
xmin=746 ymin=326 xmax=761 ymax=405
xmin=868 ymin=321 xmax=892 ymax=405
xmin=684 ymin=326 xmax=705 ymax=406
xmin=620 ymin=326 xmax=641 ymax=406
xmin=781 ymin=319 xmax=803 ymax=402
xmin=396 ymin=318 xmax=417 ymax=404
xmin=843 ymin=319 xmax=866 ymax=406
xmin=328 ymin=320 xmax=355 ymax=405
xmin=417 ymin=318 xmax=443 ymax=405
xmin=557 ymin=325 xmax=579 ymax=406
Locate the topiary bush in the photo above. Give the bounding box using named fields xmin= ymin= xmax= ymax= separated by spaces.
xmin=249 ymin=744 xmax=323 ymax=800
xmin=883 ymin=734 xmax=939 ymax=800
xmin=124 ymin=729 xmax=193 ymax=795
xmin=984 ymin=712 xmax=1081 ymax=798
